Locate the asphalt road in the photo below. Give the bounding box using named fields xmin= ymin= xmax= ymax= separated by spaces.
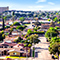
xmin=34 ymin=37 xmax=53 ymax=60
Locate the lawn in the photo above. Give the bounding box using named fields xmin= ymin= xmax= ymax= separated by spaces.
xmin=24 ymin=24 xmax=30 ymax=26
xmin=6 ymin=56 xmax=26 ymax=59
xmin=54 ymin=54 xmax=60 ymax=59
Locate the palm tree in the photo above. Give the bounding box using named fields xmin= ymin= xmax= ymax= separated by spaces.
xmin=2 ymin=17 xmax=5 ymax=30
xmin=12 ymin=11 xmax=15 ymax=23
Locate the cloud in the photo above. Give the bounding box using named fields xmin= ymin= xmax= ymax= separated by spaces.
xmin=29 ymin=6 xmax=44 ymax=8
xmin=36 ymin=0 xmax=46 ymax=3
xmin=27 ymin=5 xmax=44 ymax=11
xmin=48 ymin=2 xmax=55 ymax=5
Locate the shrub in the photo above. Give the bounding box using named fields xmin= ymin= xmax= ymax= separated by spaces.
xmin=16 ymin=25 xmax=26 ymax=31
xmin=37 ymin=27 xmax=40 ymax=29
xmin=54 ymin=55 xmax=58 ymax=59
xmin=14 ymin=37 xmax=23 ymax=43
xmin=21 ymin=35 xmax=24 ymax=37
xmin=28 ymin=44 xmax=32 ymax=47
xmin=13 ymin=22 xmax=20 ymax=26
xmin=5 ymin=26 xmax=10 ymax=28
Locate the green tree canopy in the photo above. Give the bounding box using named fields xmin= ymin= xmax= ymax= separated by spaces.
xmin=19 ymin=17 xmax=25 ymax=22
xmin=0 ymin=31 xmax=5 ymax=42
xmin=3 ymin=16 xmax=7 ymax=21
xmin=13 ymin=22 xmax=20 ymax=26
xmin=45 ymin=27 xmax=59 ymax=39
xmin=27 ymin=34 xmax=40 ymax=44
xmin=49 ymin=42 xmax=60 ymax=60
xmin=14 ymin=37 xmax=23 ymax=43
xmin=27 ymin=29 xmax=32 ymax=34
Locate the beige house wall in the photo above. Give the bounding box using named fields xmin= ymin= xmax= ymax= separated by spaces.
xmin=9 ymin=51 xmax=20 ymax=56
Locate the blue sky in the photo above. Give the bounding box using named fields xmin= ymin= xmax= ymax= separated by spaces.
xmin=0 ymin=0 xmax=60 ymax=11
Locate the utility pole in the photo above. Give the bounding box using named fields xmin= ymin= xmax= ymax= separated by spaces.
xmin=26 ymin=47 xmax=28 ymax=60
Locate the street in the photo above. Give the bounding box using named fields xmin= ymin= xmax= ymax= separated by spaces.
xmin=34 ymin=37 xmax=53 ymax=60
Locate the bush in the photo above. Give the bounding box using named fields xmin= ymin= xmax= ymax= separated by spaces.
xmin=5 ymin=26 xmax=10 ymax=28
xmin=28 ymin=44 xmax=32 ymax=47
xmin=21 ymin=40 xmax=25 ymax=43
xmin=24 ymin=34 xmax=29 ymax=38
xmin=24 ymin=44 xmax=27 ymax=47
xmin=37 ymin=27 xmax=40 ymax=29
xmin=54 ymin=55 xmax=58 ymax=59
xmin=1 ymin=30 xmax=4 ymax=34
xmin=16 ymin=25 xmax=26 ymax=31
xmin=21 ymin=35 xmax=24 ymax=37
xmin=28 ymin=31 xmax=45 ymax=34
xmin=14 ymin=37 xmax=23 ymax=43
xmin=34 ymin=28 xmax=37 ymax=31
xmin=13 ymin=22 xmax=20 ymax=26
xmin=55 ymin=26 xmax=60 ymax=29
xmin=0 ymin=31 xmax=5 ymax=42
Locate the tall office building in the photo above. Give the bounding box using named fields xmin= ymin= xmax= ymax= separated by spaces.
xmin=0 ymin=6 xmax=9 ymax=13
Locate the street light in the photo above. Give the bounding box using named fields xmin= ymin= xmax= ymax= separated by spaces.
xmin=26 ymin=40 xmax=30 ymax=60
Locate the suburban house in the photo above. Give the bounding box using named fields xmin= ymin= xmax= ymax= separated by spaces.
xmin=55 ymin=24 xmax=60 ymax=27
xmin=41 ymin=24 xmax=50 ymax=29
xmin=0 ymin=42 xmax=31 ymax=57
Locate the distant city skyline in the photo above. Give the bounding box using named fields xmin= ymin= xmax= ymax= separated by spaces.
xmin=0 ymin=0 xmax=60 ymax=11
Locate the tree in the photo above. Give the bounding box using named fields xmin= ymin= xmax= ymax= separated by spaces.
xmin=2 ymin=16 xmax=7 ymax=30
xmin=47 ymin=15 xmax=49 ymax=18
xmin=28 ymin=44 xmax=32 ymax=47
xmin=10 ymin=28 xmax=13 ymax=35
xmin=24 ymin=44 xmax=27 ymax=47
xmin=3 ymin=16 xmax=7 ymax=22
xmin=48 ymin=19 xmax=51 ymax=21
xmin=49 ymin=42 xmax=60 ymax=60
xmin=45 ymin=27 xmax=59 ymax=39
xmin=55 ymin=26 xmax=60 ymax=30
xmin=19 ymin=17 xmax=25 ymax=23
xmin=16 ymin=25 xmax=26 ymax=31
xmin=50 ymin=37 xmax=60 ymax=43
xmin=34 ymin=22 xmax=41 ymax=27
xmin=50 ymin=21 xmax=55 ymax=27
xmin=27 ymin=34 xmax=40 ymax=44
xmin=5 ymin=26 xmax=10 ymax=29
xmin=27 ymin=29 xmax=32 ymax=34
xmin=14 ymin=37 xmax=23 ymax=43
xmin=13 ymin=22 xmax=20 ymax=26
xmin=58 ymin=21 xmax=60 ymax=24
xmin=53 ymin=17 xmax=58 ymax=22
xmin=2 ymin=18 xmax=5 ymax=30
xmin=12 ymin=11 xmax=15 ymax=23
xmin=0 ymin=31 xmax=5 ymax=42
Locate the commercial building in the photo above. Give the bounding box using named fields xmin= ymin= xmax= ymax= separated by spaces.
xmin=0 ymin=6 xmax=9 ymax=13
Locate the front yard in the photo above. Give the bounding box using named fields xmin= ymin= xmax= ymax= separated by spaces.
xmin=0 ymin=56 xmax=26 ymax=60
xmin=6 ymin=56 xmax=26 ymax=59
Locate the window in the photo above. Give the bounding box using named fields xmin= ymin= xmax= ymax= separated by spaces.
xmin=11 ymin=46 xmax=13 ymax=48
xmin=13 ymin=53 xmax=17 ymax=55
xmin=2 ymin=46 xmax=3 ymax=48
xmin=0 ymin=46 xmax=2 ymax=48
xmin=20 ymin=49 xmax=24 ymax=51
xmin=5 ymin=46 xmax=7 ymax=48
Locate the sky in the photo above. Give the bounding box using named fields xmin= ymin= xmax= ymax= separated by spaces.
xmin=0 ymin=0 xmax=60 ymax=11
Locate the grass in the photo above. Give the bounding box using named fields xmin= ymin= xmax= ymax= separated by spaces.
xmin=24 ymin=24 xmax=30 ymax=26
xmin=6 ymin=56 xmax=26 ymax=59
xmin=54 ymin=54 xmax=60 ymax=59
